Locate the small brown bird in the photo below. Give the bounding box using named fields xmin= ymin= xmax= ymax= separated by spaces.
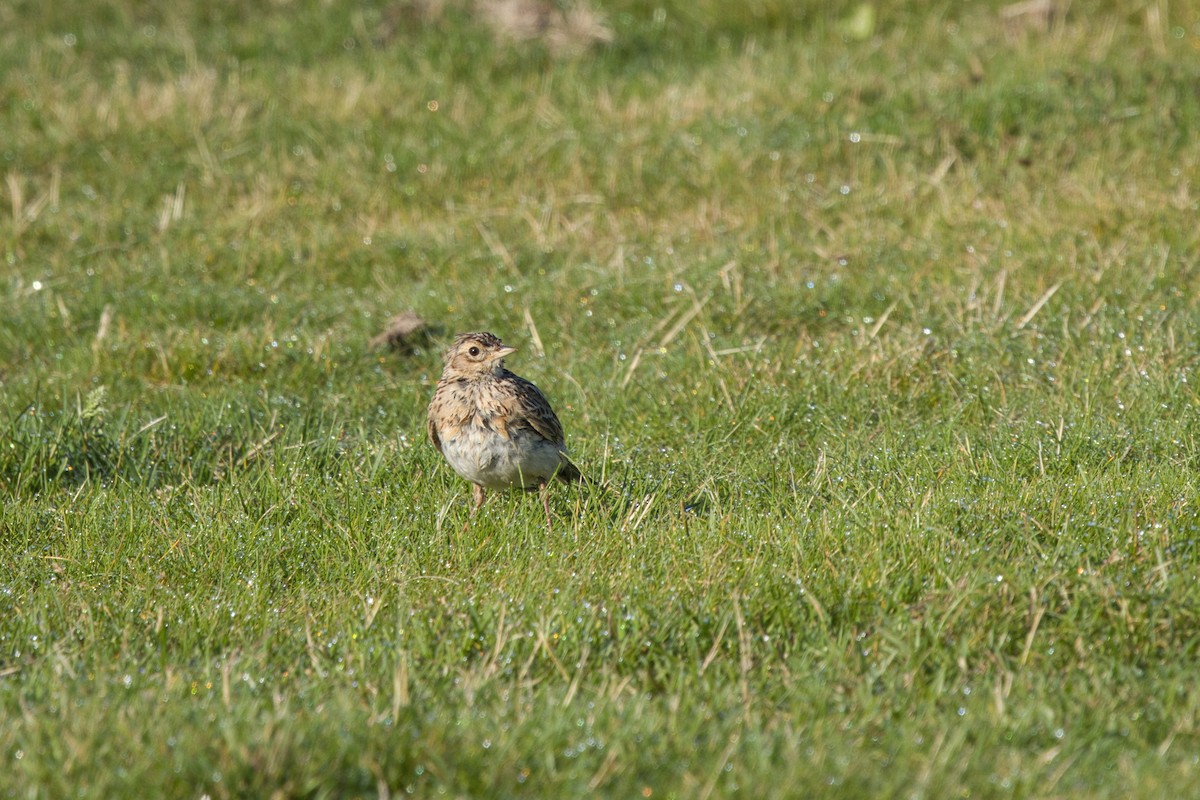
xmin=427 ymin=332 xmax=583 ymax=528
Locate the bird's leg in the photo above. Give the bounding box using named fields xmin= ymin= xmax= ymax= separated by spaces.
xmin=539 ymin=480 xmax=553 ymax=532
xmin=462 ymin=484 xmax=488 ymax=533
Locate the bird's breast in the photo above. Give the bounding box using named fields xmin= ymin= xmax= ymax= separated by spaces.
xmin=439 ymin=422 xmax=565 ymax=490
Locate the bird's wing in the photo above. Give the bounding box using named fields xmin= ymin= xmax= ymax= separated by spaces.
xmin=427 ymin=397 xmax=444 ymax=454
xmin=500 ymin=373 xmax=566 ymax=447
xmin=427 ymin=416 xmax=443 ymax=454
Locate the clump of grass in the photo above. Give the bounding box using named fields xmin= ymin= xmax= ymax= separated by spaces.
xmin=0 ymin=387 xmax=125 ymax=494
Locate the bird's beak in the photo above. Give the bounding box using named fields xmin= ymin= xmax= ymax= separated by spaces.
xmin=495 ymin=346 xmax=517 ymax=359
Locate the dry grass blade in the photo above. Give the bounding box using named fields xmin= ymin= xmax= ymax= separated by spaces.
xmin=92 ymin=305 xmax=114 ymax=359
xmin=659 ymin=293 xmax=709 ymax=349
xmin=523 ymin=306 xmax=545 ymax=357
xmin=1016 ymin=282 xmax=1062 ymax=329
xmin=619 ymin=348 xmax=642 ymax=389
xmin=867 ymin=301 xmax=898 ymax=340
xmin=476 ymin=221 xmax=516 ymax=272
xmin=7 ymin=172 xmax=23 ymax=229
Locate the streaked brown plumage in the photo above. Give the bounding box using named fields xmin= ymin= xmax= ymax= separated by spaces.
xmin=427 ymin=332 xmax=582 ymax=528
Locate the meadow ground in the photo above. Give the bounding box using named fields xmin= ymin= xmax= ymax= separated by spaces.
xmin=3 ymin=0 xmax=1200 ymax=796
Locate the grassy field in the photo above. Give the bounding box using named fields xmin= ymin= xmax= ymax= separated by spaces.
xmin=4 ymin=0 xmax=1200 ymax=796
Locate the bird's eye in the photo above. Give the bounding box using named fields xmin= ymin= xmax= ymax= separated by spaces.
xmin=468 ymin=346 xmax=480 ymax=357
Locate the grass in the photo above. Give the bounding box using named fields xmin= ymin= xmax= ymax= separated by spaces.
xmin=3 ymin=0 xmax=1200 ymax=796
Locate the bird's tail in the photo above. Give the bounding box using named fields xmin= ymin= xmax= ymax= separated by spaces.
xmin=556 ymin=458 xmax=587 ymax=485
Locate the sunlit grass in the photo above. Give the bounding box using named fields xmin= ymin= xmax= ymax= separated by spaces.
xmin=3 ymin=0 xmax=1200 ymax=796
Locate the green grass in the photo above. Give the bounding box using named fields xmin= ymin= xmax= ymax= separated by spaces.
xmin=4 ymin=0 xmax=1200 ymax=796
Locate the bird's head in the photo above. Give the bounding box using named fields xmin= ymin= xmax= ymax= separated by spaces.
xmin=442 ymin=331 xmax=517 ymax=378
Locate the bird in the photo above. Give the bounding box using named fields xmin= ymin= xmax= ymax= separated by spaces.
xmin=427 ymin=331 xmax=583 ymax=529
